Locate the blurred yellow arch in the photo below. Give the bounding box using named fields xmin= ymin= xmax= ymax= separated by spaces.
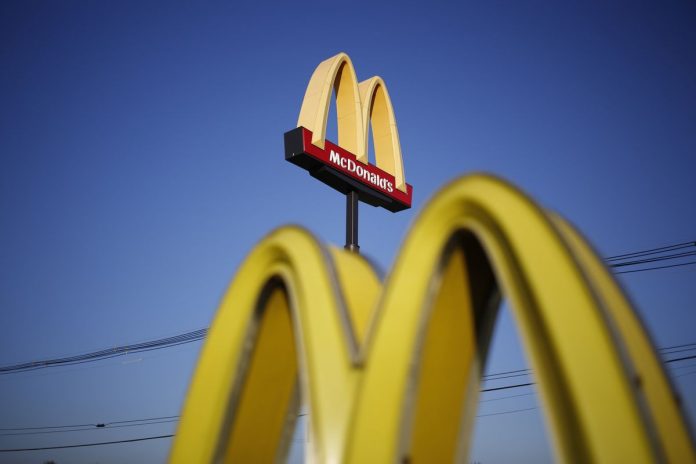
xmin=296 ymin=53 xmax=407 ymax=193
xmin=170 ymin=174 xmax=695 ymax=463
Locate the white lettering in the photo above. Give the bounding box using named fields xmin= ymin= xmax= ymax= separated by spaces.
xmin=328 ymin=149 xmax=398 ymax=195
xmin=329 ymin=150 xmax=340 ymax=164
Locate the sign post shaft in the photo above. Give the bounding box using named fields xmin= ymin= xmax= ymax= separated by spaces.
xmin=345 ymin=190 xmax=359 ymax=253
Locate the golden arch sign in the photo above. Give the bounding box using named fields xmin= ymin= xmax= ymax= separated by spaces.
xmin=170 ymin=55 xmax=695 ymax=463
xmin=285 ymin=52 xmax=413 ymax=212
xmin=170 ymin=174 xmax=695 ymax=463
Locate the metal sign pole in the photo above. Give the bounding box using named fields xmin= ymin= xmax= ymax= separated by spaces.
xmin=345 ymin=190 xmax=359 ymax=253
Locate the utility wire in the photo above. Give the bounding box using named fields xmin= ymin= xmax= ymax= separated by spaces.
xmin=0 ymin=241 xmax=692 ymax=376
xmin=481 ymin=368 xmax=529 ymax=377
xmin=0 ymin=419 xmax=178 ymax=437
xmin=0 ymin=240 xmax=692 ymax=451
xmin=606 ymin=240 xmax=696 ymax=274
xmin=0 ymin=405 xmax=543 ymax=454
xmin=660 ymin=342 xmax=696 ymax=352
xmin=3 ymin=352 xmax=695 ymax=440
xmin=605 ymin=241 xmax=695 ymax=261
xmin=479 ymin=354 xmax=696 ymax=393
xmin=657 ymin=343 xmax=696 ymax=351
xmin=481 ymin=343 xmax=696 ymax=380
xmin=1 ymin=330 xmax=693 ymax=379
xmin=0 ymin=329 xmax=207 ymax=375
xmin=0 ymin=386 xmax=538 ymax=434
xmin=477 ymin=406 xmax=537 ymax=418
xmin=609 ymin=251 xmax=696 ymax=268
xmin=483 ymin=372 xmax=532 ymax=381
xmin=664 ymin=354 xmax=696 ymax=364
xmin=0 ymin=405 xmax=542 ymax=452
xmin=615 ymin=261 xmax=696 ymax=275
xmin=105 ymin=415 xmax=179 ymax=426
xmin=0 ymin=414 xmax=179 ymax=432
xmin=480 ymin=392 xmax=535 ymax=403
xmin=660 ymin=343 xmax=696 ymax=351
xmin=658 ymin=347 xmax=696 ymax=355
xmin=481 ymin=382 xmax=535 ymax=392
xmin=0 ymin=434 xmax=174 ymax=452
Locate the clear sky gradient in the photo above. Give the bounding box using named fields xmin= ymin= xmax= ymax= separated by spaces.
xmin=1 ymin=1 xmax=695 ymax=463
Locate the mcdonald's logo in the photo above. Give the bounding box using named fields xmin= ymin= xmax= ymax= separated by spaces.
xmin=284 ymin=52 xmax=413 ymax=212
xmin=170 ymin=174 xmax=696 ymax=462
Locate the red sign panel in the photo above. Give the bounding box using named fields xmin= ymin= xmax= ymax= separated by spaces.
xmin=284 ymin=127 xmax=413 ymax=212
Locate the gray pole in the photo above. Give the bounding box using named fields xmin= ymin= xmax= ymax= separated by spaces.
xmin=345 ymin=191 xmax=359 ymax=253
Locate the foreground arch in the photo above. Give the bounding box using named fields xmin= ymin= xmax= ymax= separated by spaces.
xmin=170 ymin=174 xmax=695 ymax=463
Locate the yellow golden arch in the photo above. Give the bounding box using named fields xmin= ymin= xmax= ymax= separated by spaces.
xmin=297 ymin=52 xmax=407 ymax=193
xmin=170 ymin=174 xmax=695 ymax=463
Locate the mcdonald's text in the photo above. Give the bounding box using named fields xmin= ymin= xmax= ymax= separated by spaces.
xmin=328 ymin=150 xmax=394 ymax=192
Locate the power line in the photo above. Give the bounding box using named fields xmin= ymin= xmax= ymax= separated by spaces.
xmin=0 ymin=329 xmax=207 ymax=375
xmin=0 ymin=406 xmax=543 ymax=453
xmin=664 ymin=354 xmax=696 ymax=364
xmin=479 ymin=349 xmax=696 ymax=393
xmin=478 ymin=354 xmax=696 ymax=394
xmin=0 ymin=405 xmax=543 ymax=453
xmin=481 ymin=367 xmax=529 ymax=377
xmin=610 ymin=251 xmax=696 ymax=268
xmin=477 ymin=406 xmax=537 ymax=418
xmin=605 ymin=241 xmax=696 ymax=262
xmin=481 ymin=343 xmax=696 ymax=381
xmin=605 ymin=240 xmax=696 ymax=274
xmin=481 ymin=382 xmax=534 ymax=392
xmin=0 ymin=419 xmax=178 ymax=437
xmin=0 ymin=414 xmax=179 ymax=432
xmin=483 ymin=372 xmax=531 ymax=381
xmin=480 ymin=392 xmax=535 ymax=403
xmin=4 ymin=352 xmax=694 ymax=441
xmin=614 ymin=260 xmax=696 ymax=275
xmin=660 ymin=342 xmax=696 ymax=352
xmin=105 ymin=415 xmax=179 ymax=426
xmin=1 ymin=330 xmax=693 ymax=380
xmin=658 ymin=346 xmax=696 ymax=355
xmin=0 ymin=241 xmax=692 ymax=377
xmin=0 ymin=434 xmax=174 ymax=453
xmin=0 ymin=240 xmax=692 ymax=452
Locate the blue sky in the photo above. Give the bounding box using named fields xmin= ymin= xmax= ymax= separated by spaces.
xmin=1 ymin=1 xmax=695 ymax=462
